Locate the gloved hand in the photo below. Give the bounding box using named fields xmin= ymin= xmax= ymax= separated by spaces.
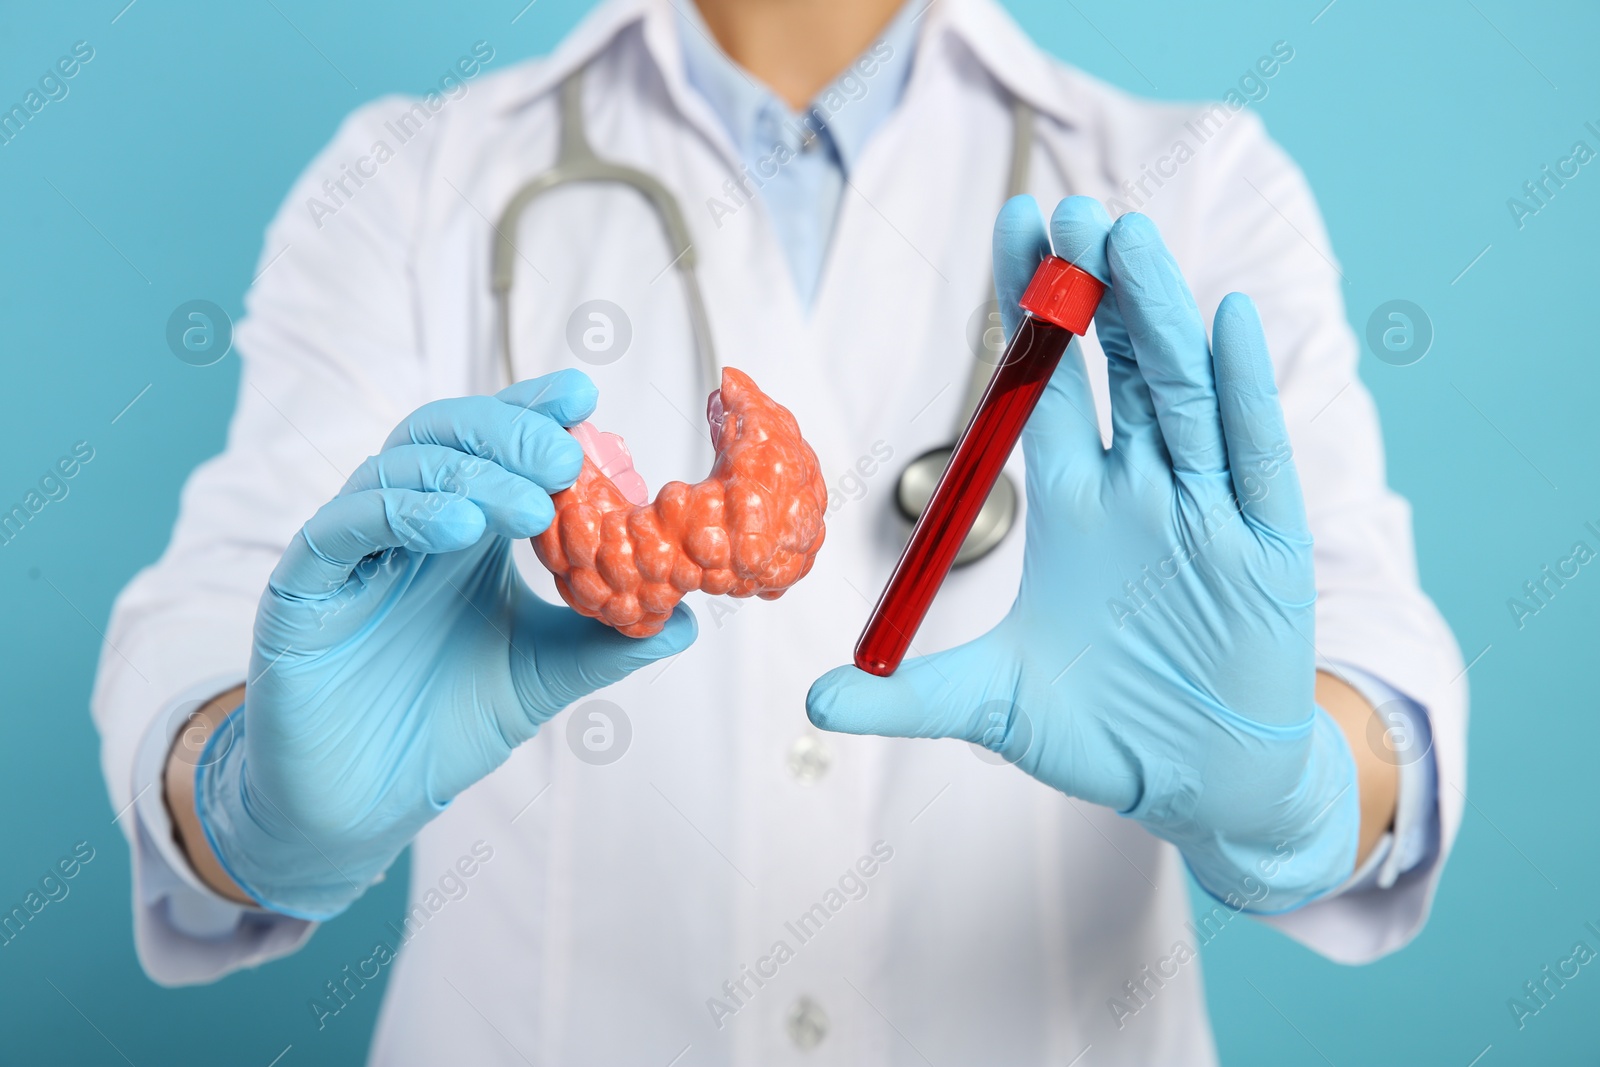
xmin=195 ymin=370 xmax=696 ymax=920
xmin=808 ymin=197 xmax=1359 ymax=912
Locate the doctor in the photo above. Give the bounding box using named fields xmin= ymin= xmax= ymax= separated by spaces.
xmin=94 ymin=0 xmax=1465 ymax=1063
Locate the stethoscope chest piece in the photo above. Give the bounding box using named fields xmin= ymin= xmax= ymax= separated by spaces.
xmin=894 ymin=448 xmax=1018 ymax=567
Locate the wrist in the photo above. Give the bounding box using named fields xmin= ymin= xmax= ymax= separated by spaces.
xmin=163 ymin=685 xmax=257 ymax=907
xmin=193 ymin=701 xmax=399 ymax=922
xmin=1315 ymin=668 xmax=1400 ymax=866
xmin=1182 ymin=705 xmax=1361 ymax=915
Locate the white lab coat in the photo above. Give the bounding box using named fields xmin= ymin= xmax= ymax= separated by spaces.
xmin=91 ymin=0 xmax=1467 ymax=1063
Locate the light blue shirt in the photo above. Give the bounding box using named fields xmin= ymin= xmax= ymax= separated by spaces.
xmin=676 ymin=1 xmax=919 ymax=307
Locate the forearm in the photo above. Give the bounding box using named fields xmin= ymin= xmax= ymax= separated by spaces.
xmin=162 ymin=684 xmax=256 ymax=906
xmin=1315 ymin=670 xmax=1398 ymax=868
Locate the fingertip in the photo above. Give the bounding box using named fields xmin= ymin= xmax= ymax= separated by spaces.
xmin=404 ymin=495 xmax=486 ymax=552
xmin=1214 ymin=291 xmax=1262 ymax=335
xmin=804 ymin=698 xmax=829 ymax=732
xmin=438 ymin=493 xmax=488 ymax=532
xmin=551 ymin=432 xmax=587 ymax=487
xmin=995 ymin=194 xmax=1043 ymax=239
xmin=1212 ymin=292 xmax=1274 ymax=393
xmin=804 ymin=665 xmax=865 ymax=732
xmin=658 ymin=601 xmax=699 ymax=651
xmin=630 ymin=602 xmax=698 ymax=657
xmin=994 ymin=196 xmax=1051 ymax=338
xmin=515 ymin=421 xmax=585 ymax=493
xmin=1106 ymin=212 xmax=1164 ymax=274
xmin=550 ymin=369 xmax=600 ymax=425
xmin=1048 ymin=196 xmax=1113 ymax=284
xmin=1109 ymin=211 xmax=1158 ymax=244
xmin=554 ymin=366 xmax=597 ymax=391
xmin=522 ymin=488 xmax=557 ymax=537
xmin=993 ymin=197 xmax=1049 ymax=269
xmin=498 ymin=368 xmax=599 ymax=426
xmin=804 ymin=672 xmax=838 ymax=730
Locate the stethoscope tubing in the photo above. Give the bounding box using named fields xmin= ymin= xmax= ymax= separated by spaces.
xmin=490 ymin=64 xmax=1038 ymax=564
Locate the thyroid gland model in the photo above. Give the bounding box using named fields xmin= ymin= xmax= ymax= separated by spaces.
xmin=532 ymin=368 xmax=828 ymax=638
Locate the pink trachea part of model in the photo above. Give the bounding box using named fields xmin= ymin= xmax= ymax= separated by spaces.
xmin=533 ymin=367 xmax=828 ymax=638
xmin=568 ymin=421 xmax=649 ymax=506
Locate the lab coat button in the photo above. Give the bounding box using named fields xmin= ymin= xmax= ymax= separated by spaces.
xmin=786 ymin=996 xmax=829 ymax=1050
xmin=786 ymin=735 xmax=832 ymax=783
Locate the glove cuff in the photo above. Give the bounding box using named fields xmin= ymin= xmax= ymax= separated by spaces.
xmin=194 ymin=707 xmax=386 ymax=922
xmin=1181 ymin=705 xmax=1361 ymax=915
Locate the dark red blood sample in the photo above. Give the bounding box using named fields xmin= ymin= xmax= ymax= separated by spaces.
xmin=855 ymin=256 xmax=1104 ymax=676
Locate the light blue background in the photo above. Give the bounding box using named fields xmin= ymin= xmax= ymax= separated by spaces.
xmin=2 ymin=1 xmax=1595 ymax=1063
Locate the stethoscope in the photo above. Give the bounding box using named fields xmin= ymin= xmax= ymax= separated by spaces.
xmin=492 ymin=67 xmax=1039 ymax=566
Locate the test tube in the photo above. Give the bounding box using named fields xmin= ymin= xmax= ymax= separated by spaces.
xmin=854 ymin=255 xmax=1105 ymax=676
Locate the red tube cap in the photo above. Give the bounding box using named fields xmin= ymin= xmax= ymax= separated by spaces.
xmin=1019 ymin=255 xmax=1106 ymax=336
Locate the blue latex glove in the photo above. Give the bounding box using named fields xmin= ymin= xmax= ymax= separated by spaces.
xmin=196 ymin=370 xmax=696 ymax=920
xmin=808 ymin=197 xmax=1359 ymax=912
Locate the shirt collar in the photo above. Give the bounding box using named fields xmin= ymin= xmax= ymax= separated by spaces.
xmin=495 ymin=0 xmax=1084 ymax=134
xmin=672 ymin=3 xmax=771 ymax=160
xmin=673 ymin=0 xmax=920 ymax=175
xmin=817 ymin=1 xmax=920 ymax=172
